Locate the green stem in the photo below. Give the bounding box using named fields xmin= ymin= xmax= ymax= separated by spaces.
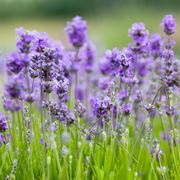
xmin=17 ymin=111 xmax=23 ymax=143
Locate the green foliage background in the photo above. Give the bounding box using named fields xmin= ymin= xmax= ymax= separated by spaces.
xmin=0 ymin=0 xmax=179 ymax=18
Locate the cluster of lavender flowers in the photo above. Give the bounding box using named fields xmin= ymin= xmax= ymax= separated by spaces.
xmin=1 ymin=14 xmax=179 ymax=145
xmin=0 ymin=113 xmax=9 ymax=144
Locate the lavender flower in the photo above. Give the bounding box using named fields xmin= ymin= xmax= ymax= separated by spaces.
xmin=161 ymin=15 xmax=176 ymax=35
xmin=137 ymin=58 xmax=152 ymax=78
xmin=144 ymin=104 xmax=156 ymax=118
xmin=50 ymin=122 xmax=57 ymax=132
xmin=75 ymin=100 xmax=86 ymax=118
xmin=39 ymin=49 xmax=56 ymax=80
xmin=0 ymin=134 xmax=5 ymax=142
xmin=40 ymin=138 xmax=45 ymax=145
xmin=65 ymin=16 xmax=88 ymax=47
xmin=30 ymin=34 xmax=61 ymax=98
xmin=128 ymin=22 xmax=149 ymax=45
xmin=161 ymin=131 xmax=171 ymax=143
xmin=80 ymin=43 xmax=95 ymax=73
xmin=100 ymin=48 xmax=130 ymax=77
xmin=54 ymin=78 xmax=69 ymax=102
xmin=0 ymin=113 xmax=8 ymax=132
xmin=161 ymin=49 xmax=176 ymax=87
xmin=49 ymin=102 xmax=75 ymax=125
xmin=23 ymin=93 xmax=36 ymax=104
xmin=121 ymin=72 xmax=138 ymax=86
xmin=150 ymin=138 xmax=163 ymax=161
xmin=162 ymin=49 xmax=174 ymax=62
xmin=59 ymin=104 xmax=75 ymax=125
xmin=5 ymin=75 xmax=24 ymax=99
xmin=98 ymin=77 xmax=110 ymax=90
xmin=6 ymin=52 xmax=29 ymax=75
xmin=128 ymin=22 xmax=149 ymax=57
xmin=119 ymin=89 xmax=128 ymax=102
xmin=29 ymin=52 xmax=41 ymax=78
xmin=16 ymin=27 xmax=35 ymax=54
xmin=134 ymin=90 xmax=143 ymax=104
xmin=62 ymin=51 xmax=78 ymax=73
xmin=164 ymin=105 xmax=176 ymax=117
xmin=3 ymin=72 xmax=24 ymax=112
xmin=85 ymin=128 xmax=97 ymax=140
xmin=149 ymin=33 xmax=162 ymax=58
xmin=3 ymin=97 xmax=22 ymax=112
xmin=99 ymin=58 xmax=111 ymax=75
xmin=163 ymin=37 xmax=176 ymax=49
xmin=91 ymin=96 xmax=112 ymax=120
xmin=121 ymin=104 xmax=132 ymax=116
xmin=33 ymin=32 xmax=50 ymax=53
xmin=105 ymin=48 xmax=121 ymax=75
xmin=41 ymin=81 xmax=54 ymax=94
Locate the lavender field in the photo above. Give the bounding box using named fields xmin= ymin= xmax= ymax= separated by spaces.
xmin=0 ymin=14 xmax=180 ymax=179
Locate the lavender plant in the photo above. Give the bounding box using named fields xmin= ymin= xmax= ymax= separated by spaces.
xmin=0 ymin=14 xmax=179 ymax=180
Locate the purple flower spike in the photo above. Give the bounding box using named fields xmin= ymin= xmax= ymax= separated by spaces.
xmin=119 ymin=89 xmax=128 ymax=102
xmin=16 ymin=27 xmax=35 ymax=54
xmin=99 ymin=58 xmax=111 ymax=75
xmin=75 ymin=100 xmax=86 ymax=118
xmin=54 ymin=78 xmax=69 ymax=102
xmin=65 ymin=16 xmax=88 ymax=47
xmin=80 ymin=43 xmax=95 ymax=73
xmin=128 ymin=22 xmax=149 ymax=44
xmin=40 ymin=138 xmax=45 ymax=145
xmin=50 ymin=122 xmax=57 ymax=132
xmin=5 ymin=75 xmax=24 ymax=99
xmin=162 ymin=49 xmax=174 ymax=62
xmin=164 ymin=37 xmax=176 ymax=49
xmin=77 ymin=87 xmax=84 ymax=102
xmin=149 ymin=33 xmax=162 ymax=58
xmin=121 ymin=104 xmax=132 ymax=116
xmin=161 ymin=15 xmax=176 ymax=35
xmin=3 ymin=97 xmax=22 ymax=112
xmin=58 ymin=104 xmax=75 ymax=125
xmin=33 ymin=32 xmax=50 ymax=53
xmin=98 ymin=77 xmax=110 ymax=90
xmin=105 ymin=48 xmax=122 ymax=75
xmin=0 ymin=134 xmax=5 ymax=142
xmin=0 ymin=113 xmax=8 ymax=132
xmin=161 ymin=132 xmax=171 ymax=143
xmin=145 ymin=104 xmax=156 ymax=118
xmin=91 ymin=96 xmax=112 ymax=119
xmin=6 ymin=52 xmax=29 ymax=75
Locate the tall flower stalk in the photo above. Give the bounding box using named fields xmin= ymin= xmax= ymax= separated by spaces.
xmin=65 ymin=16 xmax=89 ymax=127
xmin=161 ymin=15 xmax=177 ymax=129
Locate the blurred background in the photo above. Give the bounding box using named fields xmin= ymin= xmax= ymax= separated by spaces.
xmin=0 ymin=0 xmax=180 ymax=54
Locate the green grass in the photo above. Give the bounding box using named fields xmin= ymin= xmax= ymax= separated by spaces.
xmin=0 ymin=104 xmax=180 ymax=179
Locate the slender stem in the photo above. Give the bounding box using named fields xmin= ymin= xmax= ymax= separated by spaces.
xmin=151 ymin=87 xmax=161 ymax=105
xmin=11 ymin=112 xmax=16 ymax=149
xmin=75 ymin=71 xmax=78 ymax=103
xmin=74 ymin=71 xmax=79 ymax=145
xmin=17 ymin=111 xmax=23 ymax=143
xmin=85 ymin=73 xmax=90 ymax=116
xmin=31 ymin=78 xmax=35 ymax=93
xmin=166 ymin=88 xmax=174 ymax=129
xmin=40 ymin=61 xmax=44 ymax=134
xmin=25 ymin=67 xmax=30 ymax=94
xmin=68 ymin=85 xmax=72 ymax=108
